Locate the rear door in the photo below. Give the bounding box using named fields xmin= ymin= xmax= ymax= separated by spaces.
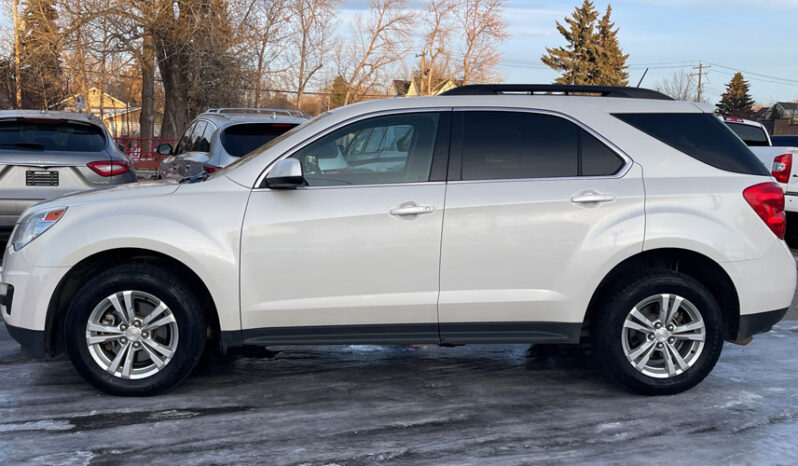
xmin=178 ymin=121 xmax=217 ymax=178
xmin=438 ymin=110 xmax=645 ymax=343
xmin=0 ymin=118 xmax=113 ymax=228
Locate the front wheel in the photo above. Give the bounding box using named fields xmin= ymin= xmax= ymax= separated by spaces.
xmin=594 ymin=270 xmax=724 ymax=395
xmin=64 ymin=264 xmax=206 ymax=396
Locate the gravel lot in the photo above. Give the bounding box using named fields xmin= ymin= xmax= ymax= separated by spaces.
xmin=0 ymin=252 xmax=797 ymax=464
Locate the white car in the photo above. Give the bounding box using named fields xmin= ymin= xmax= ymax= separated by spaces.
xmin=1 ymin=84 xmax=795 ymax=396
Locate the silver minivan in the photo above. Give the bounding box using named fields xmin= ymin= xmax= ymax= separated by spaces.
xmin=0 ymin=110 xmax=136 ymax=230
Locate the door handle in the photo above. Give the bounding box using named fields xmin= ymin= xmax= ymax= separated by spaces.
xmin=571 ymin=192 xmax=616 ymax=204
xmin=389 ymin=205 xmax=435 ymax=216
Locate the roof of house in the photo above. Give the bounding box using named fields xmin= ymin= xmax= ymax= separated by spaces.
xmin=777 ymin=102 xmax=798 ymax=110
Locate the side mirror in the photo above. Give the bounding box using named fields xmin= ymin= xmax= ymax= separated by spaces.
xmin=265 ymin=158 xmax=306 ymax=189
xmin=156 ymin=143 xmax=173 ymax=156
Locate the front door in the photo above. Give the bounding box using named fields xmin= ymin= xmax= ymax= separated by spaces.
xmin=239 ymin=111 xmax=451 ymax=344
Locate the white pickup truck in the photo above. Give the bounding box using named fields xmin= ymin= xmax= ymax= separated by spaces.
xmin=721 ymin=116 xmax=798 ymax=244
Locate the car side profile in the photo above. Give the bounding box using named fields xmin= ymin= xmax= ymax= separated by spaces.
xmin=0 ymin=110 xmax=136 ymax=230
xmin=1 ymin=85 xmax=794 ymax=396
xmin=156 ymin=108 xmax=308 ymax=181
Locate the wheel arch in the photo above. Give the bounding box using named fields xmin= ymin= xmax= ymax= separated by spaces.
xmin=44 ymin=248 xmax=221 ymax=357
xmin=584 ymin=248 xmax=740 ymax=340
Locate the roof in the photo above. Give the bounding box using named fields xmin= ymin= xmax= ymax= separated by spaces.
xmin=777 ymin=102 xmax=798 ymax=110
xmin=718 ymin=115 xmax=766 ymax=128
xmin=194 ymin=110 xmax=307 ymax=128
xmin=0 ymin=109 xmax=103 ymax=125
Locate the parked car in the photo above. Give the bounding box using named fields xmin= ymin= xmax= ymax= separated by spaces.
xmin=721 ymin=116 xmax=798 ymax=244
xmin=2 ymin=85 xmax=795 ymax=396
xmin=771 ymin=135 xmax=798 ymax=147
xmin=156 ymin=108 xmax=308 ymax=181
xmin=0 ymin=110 xmax=136 ymax=231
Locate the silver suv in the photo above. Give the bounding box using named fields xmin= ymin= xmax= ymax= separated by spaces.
xmin=0 ymin=110 xmax=136 ymax=230
xmin=157 ymin=108 xmax=308 ymax=181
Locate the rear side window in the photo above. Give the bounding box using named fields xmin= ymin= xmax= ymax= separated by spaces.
xmin=221 ymin=123 xmax=297 ymax=157
xmin=614 ymin=113 xmax=769 ymax=176
xmin=460 ymin=111 xmax=624 ymax=180
xmin=725 ymin=122 xmax=770 ymax=147
xmin=0 ymin=120 xmax=106 ymax=152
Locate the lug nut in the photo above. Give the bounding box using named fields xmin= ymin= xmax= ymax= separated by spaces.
xmin=120 ymin=338 xmax=128 ymax=344
xmin=667 ymin=325 xmax=674 ymax=331
xmin=668 ymin=337 xmax=675 ymax=344
xmin=656 ymin=342 xmax=664 ymax=349
xmin=120 ymin=324 xmax=127 ymax=331
xmin=654 ymin=322 xmax=662 ymax=329
xmin=132 ymin=342 xmax=141 ymax=349
xmin=142 ymin=331 xmax=150 ymax=339
xmin=648 ymin=333 xmax=655 ymax=340
xmin=133 ymin=320 xmax=142 ymax=327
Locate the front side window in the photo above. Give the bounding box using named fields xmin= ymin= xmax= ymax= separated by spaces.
xmin=188 ymin=121 xmax=208 ymax=153
xmin=195 ymin=122 xmax=216 ymax=153
xmin=290 ymin=112 xmax=440 ymax=186
xmin=174 ymin=122 xmax=197 ymax=155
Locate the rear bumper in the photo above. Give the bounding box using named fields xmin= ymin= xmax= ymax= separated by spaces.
xmin=736 ymin=308 xmax=788 ymax=340
xmin=785 ymin=192 xmax=798 ymax=213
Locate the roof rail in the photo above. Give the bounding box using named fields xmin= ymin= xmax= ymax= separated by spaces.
xmin=203 ymin=107 xmax=306 ymax=117
xmin=439 ymin=84 xmax=673 ymax=100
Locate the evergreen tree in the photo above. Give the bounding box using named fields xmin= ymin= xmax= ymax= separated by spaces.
xmin=594 ymin=5 xmax=629 ymax=86
xmin=20 ymin=0 xmax=64 ymax=109
xmin=541 ymin=1 xmax=629 ymax=86
xmin=328 ymin=75 xmax=349 ymax=109
xmin=716 ymin=72 xmax=755 ymax=118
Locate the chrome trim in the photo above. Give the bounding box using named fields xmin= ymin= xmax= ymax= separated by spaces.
xmin=253 ymin=107 xmax=452 ymax=189
xmin=258 ymin=181 xmax=446 ymax=191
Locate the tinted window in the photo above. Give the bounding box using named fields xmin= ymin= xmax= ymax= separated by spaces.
xmin=221 ymin=123 xmax=297 ymax=157
xmin=291 ymin=112 xmax=439 ymax=186
xmin=175 ymin=122 xmax=196 ymax=155
xmin=461 ymin=112 xmax=578 ymax=180
xmin=189 ymin=121 xmax=207 ymax=152
xmin=581 ymin=130 xmax=625 ymax=176
xmin=614 ymin=113 xmax=769 ymax=176
xmin=0 ymin=120 xmax=106 ymax=152
xmin=772 ymin=135 xmax=798 ymax=147
xmin=195 ymin=122 xmax=216 ymax=153
xmin=725 ymin=122 xmax=769 ymax=147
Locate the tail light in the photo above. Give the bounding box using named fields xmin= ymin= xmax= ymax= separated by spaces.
xmin=743 ymin=182 xmax=786 ymax=239
xmin=202 ymin=165 xmax=220 ymax=174
xmin=87 ymin=160 xmax=130 ymax=177
xmin=771 ymin=153 xmax=792 ymax=183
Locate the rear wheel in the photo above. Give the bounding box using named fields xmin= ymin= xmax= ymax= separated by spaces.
xmin=64 ymin=264 xmax=206 ymax=396
xmin=594 ymin=270 xmax=724 ymax=395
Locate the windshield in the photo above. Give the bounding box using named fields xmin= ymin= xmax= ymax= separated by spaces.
xmin=217 ymin=112 xmax=334 ymax=175
xmin=725 ymin=122 xmax=770 ymax=147
xmin=0 ymin=120 xmax=106 ymax=152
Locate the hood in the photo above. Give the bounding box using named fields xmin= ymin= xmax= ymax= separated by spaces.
xmin=26 ymin=179 xmax=180 ymax=212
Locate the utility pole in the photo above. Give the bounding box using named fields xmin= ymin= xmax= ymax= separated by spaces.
xmin=690 ymin=61 xmax=711 ymax=103
xmin=13 ymin=0 xmax=22 ymax=109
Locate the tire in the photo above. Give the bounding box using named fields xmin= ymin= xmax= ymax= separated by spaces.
xmin=64 ymin=263 xmax=206 ymax=396
xmin=594 ymin=270 xmax=724 ymax=395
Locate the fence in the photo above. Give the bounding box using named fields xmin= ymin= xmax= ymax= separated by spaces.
xmin=115 ymin=137 xmax=177 ymax=170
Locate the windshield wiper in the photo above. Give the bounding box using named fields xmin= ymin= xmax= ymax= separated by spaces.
xmin=0 ymin=142 xmax=45 ymax=151
xmin=180 ymin=171 xmax=211 ymax=184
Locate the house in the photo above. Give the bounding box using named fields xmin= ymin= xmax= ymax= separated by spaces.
xmin=757 ymin=101 xmax=798 ymax=136
xmin=54 ymin=87 xmax=162 ymax=137
xmin=391 ymin=78 xmax=460 ymax=97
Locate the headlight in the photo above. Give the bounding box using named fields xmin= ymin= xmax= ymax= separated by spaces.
xmin=11 ymin=207 xmax=67 ymax=251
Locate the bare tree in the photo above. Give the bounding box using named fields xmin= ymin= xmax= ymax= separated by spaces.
xmin=244 ymin=0 xmax=291 ymax=107
xmin=288 ymin=0 xmax=339 ymax=107
xmin=418 ymin=0 xmax=457 ymax=95
xmin=656 ymin=70 xmax=699 ymax=101
xmin=456 ymin=0 xmax=508 ymax=85
xmin=337 ymin=0 xmax=413 ymax=105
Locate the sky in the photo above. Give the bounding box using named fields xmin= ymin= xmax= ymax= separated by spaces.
xmin=342 ymin=0 xmax=798 ymax=105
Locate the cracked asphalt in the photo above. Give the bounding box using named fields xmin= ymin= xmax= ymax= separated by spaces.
xmin=0 ymin=248 xmax=796 ymax=464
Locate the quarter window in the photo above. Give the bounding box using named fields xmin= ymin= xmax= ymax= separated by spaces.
xmin=460 ymin=111 xmax=623 ymax=180
xmin=174 ymin=122 xmax=197 ymax=155
xmin=291 ymin=113 xmax=440 ymax=186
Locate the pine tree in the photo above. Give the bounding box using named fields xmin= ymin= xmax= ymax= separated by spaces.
xmin=594 ymin=6 xmax=629 ymax=86
xmin=716 ymin=73 xmax=755 ymax=118
xmin=328 ymin=75 xmax=349 ymax=109
xmin=20 ymin=0 xmax=64 ymax=109
xmin=541 ymin=1 xmax=629 ymax=86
